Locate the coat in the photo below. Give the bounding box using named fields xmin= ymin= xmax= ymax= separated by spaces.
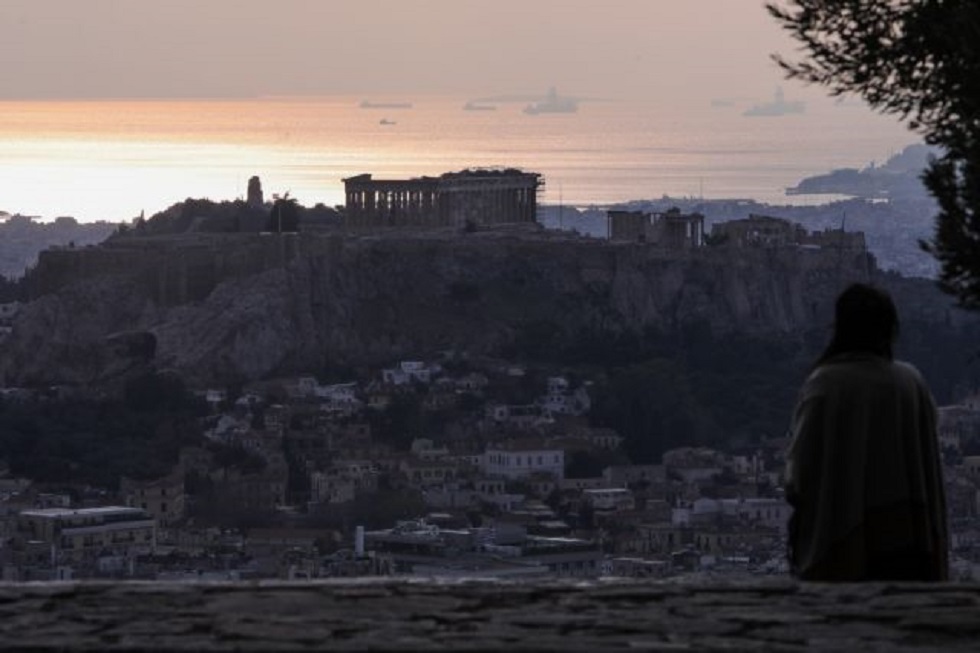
xmin=785 ymin=352 xmax=948 ymax=581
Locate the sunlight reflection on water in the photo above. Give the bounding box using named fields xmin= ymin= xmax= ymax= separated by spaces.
xmin=0 ymin=96 xmax=914 ymax=222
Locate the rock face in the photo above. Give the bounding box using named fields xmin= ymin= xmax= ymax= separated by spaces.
xmin=0 ymin=230 xmax=972 ymax=387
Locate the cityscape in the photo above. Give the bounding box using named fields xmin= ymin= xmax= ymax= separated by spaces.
xmin=1 ymin=175 xmax=979 ymax=584
xmin=0 ymin=0 xmax=979 ymax=649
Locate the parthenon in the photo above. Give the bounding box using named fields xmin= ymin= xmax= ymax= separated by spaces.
xmin=344 ymin=169 xmax=542 ymax=229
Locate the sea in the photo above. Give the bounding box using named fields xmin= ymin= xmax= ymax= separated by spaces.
xmin=0 ymin=95 xmax=916 ymax=224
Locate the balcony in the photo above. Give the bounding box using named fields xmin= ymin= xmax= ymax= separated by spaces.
xmin=0 ymin=578 xmax=976 ymax=650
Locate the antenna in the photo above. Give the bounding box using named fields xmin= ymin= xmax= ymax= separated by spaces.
xmin=835 ymin=210 xmax=847 ymax=288
xmin=559 ymin=182 xmax=564 ymax=231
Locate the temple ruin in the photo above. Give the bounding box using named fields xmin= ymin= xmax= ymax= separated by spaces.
xmin=607 ymin=208 xmax=705 ymax=249
xmin=344 ymin=169 xmax=542 ymax=229
xmin=711 ymin=214 xmax=867 ymax=250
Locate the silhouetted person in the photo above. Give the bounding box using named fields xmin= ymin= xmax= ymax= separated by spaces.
xmin=785 ymin=283 xmax=948 ymax=581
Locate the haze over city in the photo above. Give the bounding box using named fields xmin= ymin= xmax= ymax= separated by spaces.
xmin=2 ymin=0 xmax=810 ymax=103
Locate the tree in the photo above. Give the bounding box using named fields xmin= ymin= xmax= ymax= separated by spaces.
xmin=267 ymin=195 xmax=300 ymax=233
xmin=767 ymin=1 xmax=980 ymax=308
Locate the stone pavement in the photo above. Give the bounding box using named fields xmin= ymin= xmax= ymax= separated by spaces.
xmin=1 ymin=578 xmax=979 ymax=651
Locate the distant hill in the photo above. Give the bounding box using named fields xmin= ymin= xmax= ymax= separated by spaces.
xmin=0 ymin=214 xmax=116 ymax=279
xmin=786 ymin=143 xmax=939 ymax=200
xmin=4 ymin=228 xmax=977 ymax=465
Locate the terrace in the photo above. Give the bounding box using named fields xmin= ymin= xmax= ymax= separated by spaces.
xmin=1 ymin=578 xmax=978 ymax=650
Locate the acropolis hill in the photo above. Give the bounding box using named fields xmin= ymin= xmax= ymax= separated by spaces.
xmin=1 ymin=223 xmax=974 ymax=388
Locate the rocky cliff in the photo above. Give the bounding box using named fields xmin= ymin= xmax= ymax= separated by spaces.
xmin=1 ymin=229 xmax=973 ymax=387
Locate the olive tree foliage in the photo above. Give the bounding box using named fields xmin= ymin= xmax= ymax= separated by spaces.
xmin=767 ymin=0 xmax=980 ymax=307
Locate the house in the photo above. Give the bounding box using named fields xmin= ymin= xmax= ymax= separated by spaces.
xmin=284 ymin=376 xmax=317 ymax=399
xmin=263 ymin=404 xmax=290 ymax=435
xmin=663 ymin=447 xmax=724 ymax=484
xmin=484 ymin=404 xmax=551 ymax=430
xmin=538 ymin=376 xmax=591 ymax=417
xmin=382 ymin=361 xmax=439 ymax=386
xmin=316 ymin=383 xmax=363 ymax=417
xmin=310 ymin=470 xmax=358 ymax=505
xmin=17 ymin=506 xmax=156 ymax=564
xmin=211 ymin=452 xmax=288 ymax=512
xmin=310 ymin=459 xmax=380 ymax=505
xmin=401 ymin=458 xmax=463 ymax=486
xmin=410 ymin=438 xmax=450 ymax=460
xmin=560 ymin=477 xmax=606 ymax=491
xmin=422 ymin=379 xmax=459 ymax=411
xmin=363 ymin=517 xmax=600 ymax=578
xmin=685 ymin=497 xmax=792 ymax=535
xmin=365 ymin=386 xmax=392 ymax=411
xmin=120 ymin=473 xmax=185 ymax=527
xmin=603 ymin=465 xmax=665 ymax=488
xmin=421 ymin=482 xmax=477 ymax=510
xmin=725 ymin=451 xmax=767 ymax=478
xmin=583 ymin=488 xmax=636 ymax=513
xmin=202 ymin=389 xmax=227 ymax=410
xmin=482 ymin=442 xmax=565 ymax=481
xmin=582 ymin=427 xmax=621 ymax=450
xmin=608 ymin=556 xmax=670 ymax=578
xmin=637 ymin=522 xmax=692 ymax=556
xmin=205 ymin=413 xmax=251 ymax=443
xmin=455 ymin=372 xmax=489 ymax=393
xmin=939 ymin=399 xmax=980 ymax=453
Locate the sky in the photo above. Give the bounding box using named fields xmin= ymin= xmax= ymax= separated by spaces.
xmin=0 ymin=0 xmax=805 ymax=102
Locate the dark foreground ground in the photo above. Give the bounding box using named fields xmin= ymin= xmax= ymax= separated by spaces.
xmin=1 ymin=578 xmax=978 ymax=651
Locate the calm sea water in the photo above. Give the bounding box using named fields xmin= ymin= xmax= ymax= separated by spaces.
xmin=0 ymin=96 xmax=914 ymax=223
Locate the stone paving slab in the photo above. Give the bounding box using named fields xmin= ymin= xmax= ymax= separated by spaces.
xmin=0 ymin=578 xmax=978 ymax=651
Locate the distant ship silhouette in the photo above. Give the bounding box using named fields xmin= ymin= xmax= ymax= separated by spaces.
xmin=360 ymin=100 xmax=413 ymax=110
xmin=743 ymin=87 xmax=805 ymax=117
xmin=523 ymin=87 xmax=578 ymax=115
xmin=463 ymin=101 xmax=497 ymax=111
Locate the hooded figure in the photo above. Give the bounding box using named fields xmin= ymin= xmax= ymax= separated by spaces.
xmin=786 ymin=283 xmax=948 ymax=581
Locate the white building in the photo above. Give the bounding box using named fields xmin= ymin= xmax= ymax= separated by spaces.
xmin=482 ymin=444 xmax=565 ymax=481
xmin=538 ymin=376 xmax=591 ymax=417
xmin=684 ymin=497 xmax=792 ymax=534
xmin=583 ymin=488 xmax=636 ymax=512
xmin=382 ymin=361 xmax=439 ymax=386
xmin=18 ymin=506 xmax=156 ymax=563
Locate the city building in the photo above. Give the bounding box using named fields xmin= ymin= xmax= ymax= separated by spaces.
xmin=121 ymin=473 xmax=185 ymax=527
xmin=16 ymin=506 xmax=156 ymax=564
xmin=483 ymin=443 xmax=565 ymax=481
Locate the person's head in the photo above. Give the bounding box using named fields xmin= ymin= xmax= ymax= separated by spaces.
xmin=816 ymin=283 xmax=899 ymax=366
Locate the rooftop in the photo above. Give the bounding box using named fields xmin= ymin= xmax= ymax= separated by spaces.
xmin=19 ymin=506 xmax=146 ymax=519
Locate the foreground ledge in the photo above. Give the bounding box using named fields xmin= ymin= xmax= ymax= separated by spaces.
xmin=1 ymin=578 xmax=979 ymax=651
